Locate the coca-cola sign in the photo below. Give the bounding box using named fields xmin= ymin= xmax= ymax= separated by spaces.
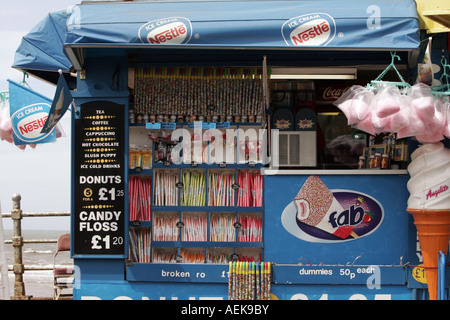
xmin=282 ymin=13 xmax=336 ymax=47
xmin=139 ymin=17 xmax=192 ymax=45
xmin=316 ymin=85 xmax=351 ymax=103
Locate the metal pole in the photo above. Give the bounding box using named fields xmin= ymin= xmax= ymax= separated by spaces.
xmin=10 ymin=194 xmax=31 ymax=300
xmin=0 ymin=200 xmax=10 ymax=300
xmin=438 ymin=250 xmax=446 ymax=300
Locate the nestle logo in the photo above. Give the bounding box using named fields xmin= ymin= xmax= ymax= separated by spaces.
xmin=19 ymin=115 xmax=48 ymax=135
xmin=282 ymin=13 xmax=336 ymax=47
xmin=11 ymin=103 xmax=53 ymax=143
xmin=139 ymin=17 xmax=192 ymax=45
xmin=148 ymin=24 xmax=187 ymax=44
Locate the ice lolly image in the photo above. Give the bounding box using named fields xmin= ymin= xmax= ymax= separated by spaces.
xmin=295 ymin=176 xmax=358 ymax=239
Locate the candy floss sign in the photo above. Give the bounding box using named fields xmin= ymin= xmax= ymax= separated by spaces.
xmin=282 ymin=13 xmax=336 ymax=47
xmin=281 ymin=176 xmax=384 ymax=243
xmin=139 ymin=17 xmax=193 ymax=45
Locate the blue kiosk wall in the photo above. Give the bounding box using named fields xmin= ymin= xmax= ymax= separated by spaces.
xmin=70 ymin=53 xmax=438 ymax=299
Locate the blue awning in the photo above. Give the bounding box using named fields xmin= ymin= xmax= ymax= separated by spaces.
xmin=65 ymin=0 xmax=419 ymax=49
xmin=13 ymin=0 xmax=420 ymax=85
xmin=13 ymin=10 xmax=72 ymax=76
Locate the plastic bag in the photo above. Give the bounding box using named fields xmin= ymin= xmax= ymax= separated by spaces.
xmin=386 ymin=94 xmax=412 ymax=133
xmin=332 ymin=85 xmax=366 ymax=125
xmin=410 ymin=83 xmax=435 ymax=122
xmin=396 ymin=94 xmax=429 ymax=138
xmin=355 ymin=113 xmax=376 ymax=135
xmin=351 ymin=87 xmax=373 ymax=122
xmin=0 ymin=101 xmax=14 ymax=143
xmin=373 ymin=84 xmax=401 ymax=118
xmin=55 ymin=122 xmax=65 ymax=139
xmin=443 ymin=100 xmax=450 ymax=139
xmin=415 ymin=96 xmax=446 ymax=143
xmin=395 ymin=83 xmax=434 ymax=139
xmin=402 ymin=83 xmax=443 ymax=141
xmin=369 ymin=84 xmax=409 ymax=134
xmin=352 ymin=88 xmax=376 ymax=135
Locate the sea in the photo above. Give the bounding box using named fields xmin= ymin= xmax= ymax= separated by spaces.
xmin=1 ymin=229 xmax=72 ymax=299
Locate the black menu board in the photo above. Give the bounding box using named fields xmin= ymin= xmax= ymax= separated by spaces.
xmin=73 ymin=101 xmax=126 ymax=256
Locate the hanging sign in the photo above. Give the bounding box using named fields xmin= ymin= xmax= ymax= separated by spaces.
xmin=73 ymin=101 xmax=126 ymax=256
xmin=8 ymin=80 xmax=56 ymax=145
xmin=40 ymin=73 xmax=73 ymax=134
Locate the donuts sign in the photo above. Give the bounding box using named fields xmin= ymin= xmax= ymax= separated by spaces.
xmin=281 ymin=176 xmax=384 ymax=243
xmin=139 ymin=17 xmax=193 ymax=45
xmin=282 ymin=13 xmax=336 ymax=47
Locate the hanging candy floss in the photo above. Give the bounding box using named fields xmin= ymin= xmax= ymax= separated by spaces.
xmin=370 ymin=84 xmax=405 ymax=133
xmin=334 ymin=82 xmax=450 ymax=143
xmin=414 ymin=97 xmax=447 ymax=143
xmin=409 ymin=83 xmax=449 ymax=142
xmin=397 ymin=83 xmax=435 ymax=139
xmin=333 ymin=85 xmax=378 ymax=135
xmin=333 ymin=85 xmax=366 ymax=125
xmin=411 ymin=83 xmax=436 ymax=121
xmin=0 ymin=107 xmax=13 ymax=143
xmin=444 ymin=100 xmax=450 ymax=138
xmin=386 ymin=94 xmax=414 ymax=135
xmin=374 ymin=85 xmax=401 ymax=118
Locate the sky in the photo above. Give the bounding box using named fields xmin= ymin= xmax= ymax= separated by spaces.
xmin=0 ymin=0 xmax=80 ymax=229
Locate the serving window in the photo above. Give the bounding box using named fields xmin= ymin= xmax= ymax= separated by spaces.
xmin=269 ymin=80 xmax=408 ymax=170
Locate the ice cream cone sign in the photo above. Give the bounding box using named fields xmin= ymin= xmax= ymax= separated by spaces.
xmin=407 ymin=209 xmax=450 ymax=300
xmin=407 ymin=142 xmax=450 ymax=300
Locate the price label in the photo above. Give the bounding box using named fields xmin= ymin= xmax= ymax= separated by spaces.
xmin=92 ymin=235 xmax=111 ymax=250
xmin=73 ymin=101 xmax=126 ymax=256
xmin=412 ymin=264 xmax=427 ymax=284
xmin=99 ymin=187 xmax=124 ymax=201
xmin=91 ymin=235 xmax=124 ymax=249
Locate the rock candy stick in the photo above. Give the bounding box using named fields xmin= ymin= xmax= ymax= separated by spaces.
xmin=228 ymin=261 xmax=233 ymax=300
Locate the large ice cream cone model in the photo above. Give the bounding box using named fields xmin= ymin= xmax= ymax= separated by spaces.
xmin=407 ymin=142 xmax=450 ymax=300
xmin=407 ymin=209 xmax=450 ymax=300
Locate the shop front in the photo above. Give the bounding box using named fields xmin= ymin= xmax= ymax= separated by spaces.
xmin=13 ymin=0 xmax=450 ymax=300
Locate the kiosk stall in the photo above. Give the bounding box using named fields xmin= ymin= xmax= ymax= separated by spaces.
xmin=13 ymin=0 xmax=449 ymax=300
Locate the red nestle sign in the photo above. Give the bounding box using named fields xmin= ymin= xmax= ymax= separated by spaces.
xmin=148 ymin=25 xmax=187 ymax=44
xmin=291 ymin=21 xmax=330 ymax=45
xmin=19 ymin=116 xmax=48 ymax=135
